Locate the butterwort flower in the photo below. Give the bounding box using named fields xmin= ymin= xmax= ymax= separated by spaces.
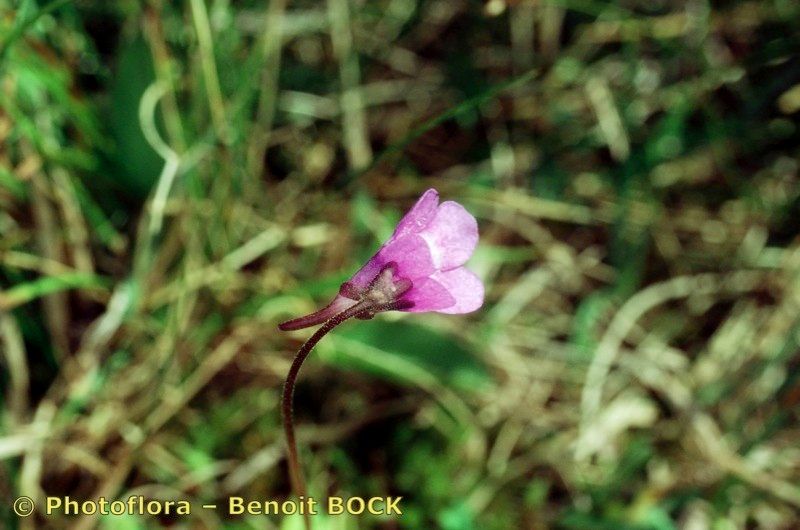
xmin=279 ymin=188 xmax=483 ymax=331
xmin=277 ymin=189 xmax=483 ymax=530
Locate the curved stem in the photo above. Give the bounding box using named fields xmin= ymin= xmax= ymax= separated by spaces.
xmin=281 ymin=300 xmax=371 ymax=530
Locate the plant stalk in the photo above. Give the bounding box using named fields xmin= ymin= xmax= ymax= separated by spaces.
xmin=281 ymin=300 xmax=370 ymax=530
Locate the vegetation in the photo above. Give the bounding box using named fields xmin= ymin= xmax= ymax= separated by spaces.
xmin=1 ymin=0 xmax=800 ymax=528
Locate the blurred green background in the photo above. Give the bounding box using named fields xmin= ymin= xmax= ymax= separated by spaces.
xmin=2 ymin=0 xmax=800 ymax=528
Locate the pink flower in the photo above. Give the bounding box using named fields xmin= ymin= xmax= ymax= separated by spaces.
xmin=279 ymin=188 xmax=483 ymax=330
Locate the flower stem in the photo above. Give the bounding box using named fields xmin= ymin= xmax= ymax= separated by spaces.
xmin=281 ymin=300 xmax=370 ymax=530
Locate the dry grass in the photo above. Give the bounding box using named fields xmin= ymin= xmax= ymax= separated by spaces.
xmin=2 ymin=0 xmax=800 ymax=529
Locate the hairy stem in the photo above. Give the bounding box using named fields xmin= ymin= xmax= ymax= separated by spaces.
xmin=281 ymin=300 xmax=370 ymax=530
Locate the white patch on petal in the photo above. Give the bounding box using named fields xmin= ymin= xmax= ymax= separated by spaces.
xmin=418 ymin=201 xmax=479 ymax=270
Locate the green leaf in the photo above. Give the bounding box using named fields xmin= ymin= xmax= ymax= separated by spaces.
xmin=330 ymin=319 xmax=489 ymax=392
xmin=0 ymin=273 xmax=110 ymax=310
xmin=107 ymin=35 xmax=162 ymax=198
xmin=438 ymin=501 xmax=476 ymax=530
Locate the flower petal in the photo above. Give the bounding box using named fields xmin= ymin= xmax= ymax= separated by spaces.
xmin=401 ymin=276 xmax=456 ymax=312
xmin=349 ymin=234 xmax=435 ymax=288
xmin=348 ymin=258 xmax=384 ymax=290
xmin=392 ymin=188 xmax=439 ymax=238
xmin=418 ymin=201 xmax=478 ymax=270
xmin=427 ymin=267 xmax=484 ymax=314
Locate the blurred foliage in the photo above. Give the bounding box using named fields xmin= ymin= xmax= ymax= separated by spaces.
xmin=1 ymin=0 xmax=800 ymax=529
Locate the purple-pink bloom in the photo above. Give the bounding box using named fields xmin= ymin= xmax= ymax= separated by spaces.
xmin=279 ymin=188 xmax=483 ymax=330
